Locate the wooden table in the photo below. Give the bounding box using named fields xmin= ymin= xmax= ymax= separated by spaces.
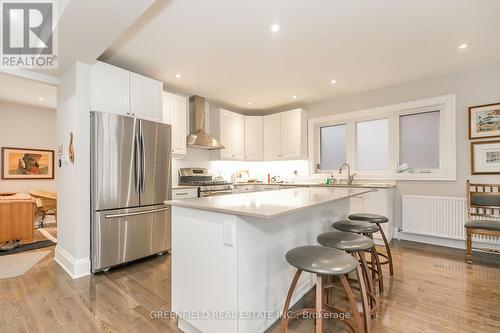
xmin=0 ymin=193 xmax=34 ymax=243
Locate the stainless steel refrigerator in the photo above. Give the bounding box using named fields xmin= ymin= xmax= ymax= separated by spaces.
xmin=90 ymin=111 xmax=172 ymax=273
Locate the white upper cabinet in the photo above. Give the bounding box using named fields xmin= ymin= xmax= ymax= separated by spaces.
xmin=163 ymin=91 xmax=188 ymax=155
xmin=211 ymin=109 xmax=245 ymax=160
xmin=264 ymin=109 xmax=307 ymax=160
xmin=244 ymin=116 xmax=263 ymax=160
xmin=130 ymin=72 xmax=163 ymax=121
xmin=233 ymin=112 xmax=245 ymax=159
xmin=91 ymin=61 xmax=163 ymax=121
xmin=280 ymin=109 xmax=307 ymax=159
xmin=91 ymin=62 xmax=130 ymax=115
xmin=219 ymin=110 xmax=234 ymax=159
xmin=263 ymin=113 xmax=282 ymax=160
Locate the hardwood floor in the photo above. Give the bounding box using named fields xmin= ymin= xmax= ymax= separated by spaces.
xmin=0 ymin=241 xmax=499 ymax=333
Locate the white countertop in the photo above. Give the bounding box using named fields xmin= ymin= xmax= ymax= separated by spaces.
xmin=166 ymin=187 xmax=372 ymax=219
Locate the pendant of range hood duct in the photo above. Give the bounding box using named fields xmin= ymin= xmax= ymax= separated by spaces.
xmin=186 ymin=95 xmax=225 ymax=150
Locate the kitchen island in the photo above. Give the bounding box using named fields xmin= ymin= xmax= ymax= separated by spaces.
xmin=167 ymin=187 xmax=372 ymax=333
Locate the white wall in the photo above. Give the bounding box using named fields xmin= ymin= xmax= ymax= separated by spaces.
xmin=0 ymin=101 xmax=56 ymax=193
xmin=306 ymin=62 xmax=500 ymax=197
xmin=55 ymin=62 xmax=91 ymax=279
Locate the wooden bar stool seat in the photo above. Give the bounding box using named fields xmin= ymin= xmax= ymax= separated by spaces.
xmin=281 ymin=245 xmax=369 ymax=333
xmin=332 ymin=220 xmax=384 ymax=293
xmin=348 ymin=213 xmax=394 ymax=276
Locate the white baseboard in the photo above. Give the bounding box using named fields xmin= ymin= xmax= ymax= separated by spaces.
xmin=397 ymin=232 xmax=500 ymax=251
xmin=54 ymin=245 xmax=90 ymax=279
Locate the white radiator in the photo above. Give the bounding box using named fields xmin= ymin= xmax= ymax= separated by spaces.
xmin=402 ymin=195 xmax=499 ymax=244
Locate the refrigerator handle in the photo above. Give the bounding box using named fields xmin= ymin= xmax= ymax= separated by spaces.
xmin=134 ymin=133 xmax=141 ymax=193
xmin=140 ymin=132 xmax=146 ymax=193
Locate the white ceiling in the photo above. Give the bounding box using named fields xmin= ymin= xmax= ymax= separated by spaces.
xmin=0 ymin=73 xmax=57 ymax=109
xmin=102 ymin=0 xmax=500 ymax=112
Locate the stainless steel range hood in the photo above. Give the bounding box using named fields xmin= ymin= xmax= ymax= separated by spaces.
xmin=187 ymin=95 xmax=224 ymax=150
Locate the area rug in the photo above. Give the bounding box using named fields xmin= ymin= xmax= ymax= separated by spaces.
xmin=0 ymin=250 xmax=50 ymax=279
xmin=0 ymin=240 xmax=55 ymax=256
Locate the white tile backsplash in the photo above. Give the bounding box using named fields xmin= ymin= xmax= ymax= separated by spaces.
xmin=172 ymin=150 xmax=310 ymax=185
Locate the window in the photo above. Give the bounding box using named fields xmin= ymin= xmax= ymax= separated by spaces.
xmin=355 ymin=119 xmax=389 ymax=170
xmin=399 ymin=111 xmax=440 ymax=169
xmin=320 ymin=124 xmax=346 ymax=170
xmin=310 ymin=94 xmax=456 ymax=180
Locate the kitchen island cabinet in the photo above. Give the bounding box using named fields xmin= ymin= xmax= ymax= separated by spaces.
xmin=167 ymin=187 xmax=370 ymax=333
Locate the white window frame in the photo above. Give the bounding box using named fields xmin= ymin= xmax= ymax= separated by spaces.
xmin=309 ymin=94 xmax=456 ymax=181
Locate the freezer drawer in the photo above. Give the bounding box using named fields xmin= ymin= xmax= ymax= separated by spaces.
xmin=91 ymin=205 xmax=171 ymax=272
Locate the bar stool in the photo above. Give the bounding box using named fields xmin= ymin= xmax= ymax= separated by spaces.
xmin=331 ymin=220 xmax=384 ymax=293
xmin=317 ymin=231 xmax=378 ymax=327
xmin=349 ymin=213 xmax=393 ymax=276
xmin=281 ymin=246 xmax=369 ymax=333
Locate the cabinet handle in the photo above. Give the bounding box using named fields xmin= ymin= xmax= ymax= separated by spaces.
xmin=175 ymin=192 xmax=188 ymax=195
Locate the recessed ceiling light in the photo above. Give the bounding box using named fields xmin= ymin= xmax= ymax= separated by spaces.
xmin=458 ymin=43 xmax=468 ymax=50
xmin=292 ymin=95 xmax=297 ymax=99
xmin=247 ymin=102 xmax=252 ymax=105
xmin=175 ymin=74 xmax=182 ymax=79
xmin=330 ymin=79 xmax=337 ymax=84
xmin=38 ymin=97 xmax=44 ymax=101
xmin=270 ymin=24 xmax=281 ymax=32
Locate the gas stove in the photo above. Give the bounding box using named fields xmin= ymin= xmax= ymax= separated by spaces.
xmin=178 ymin=168 xmax=233 ymax=197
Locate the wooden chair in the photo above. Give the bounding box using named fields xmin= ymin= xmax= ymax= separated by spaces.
xmin=29 ymin=191 xmax=57 ymax=227
xmin=465 ymin=181 xmax=500 ymax=263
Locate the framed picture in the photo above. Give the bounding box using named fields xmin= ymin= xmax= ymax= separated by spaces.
xmin=469 ymin=102 xmax=500 ymax=139
xmin=471 ymin=140 xmax=500 ymax=175
xmin=1 ymin=147 xmax=55 ymax=180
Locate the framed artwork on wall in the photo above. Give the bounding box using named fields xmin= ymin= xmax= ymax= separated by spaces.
xmin=469 ymin=102 xmax=500 ymax=139
xmin=471 ymin=140 xmax=500 ymax=175
xmin=1 ymin=147 xmax=55 ymax=180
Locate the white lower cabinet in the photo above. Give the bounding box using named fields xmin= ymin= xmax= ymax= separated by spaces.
xmin=349 ymin=188 xmax=394 ymax=245
xmin=257 ymin=185 xmax=280 ymax=191
xmin=233 ymin=185 xmax=254 ymax=193
xmin=172 ymin=187 xmax=198 ymax=199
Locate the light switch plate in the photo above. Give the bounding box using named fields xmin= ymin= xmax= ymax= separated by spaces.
xmin=223 ymin=221 xmax=235 ymax=246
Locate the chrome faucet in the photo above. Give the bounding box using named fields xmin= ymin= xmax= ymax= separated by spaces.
xmin=338 ymin=162 xmax=356 ymax=185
